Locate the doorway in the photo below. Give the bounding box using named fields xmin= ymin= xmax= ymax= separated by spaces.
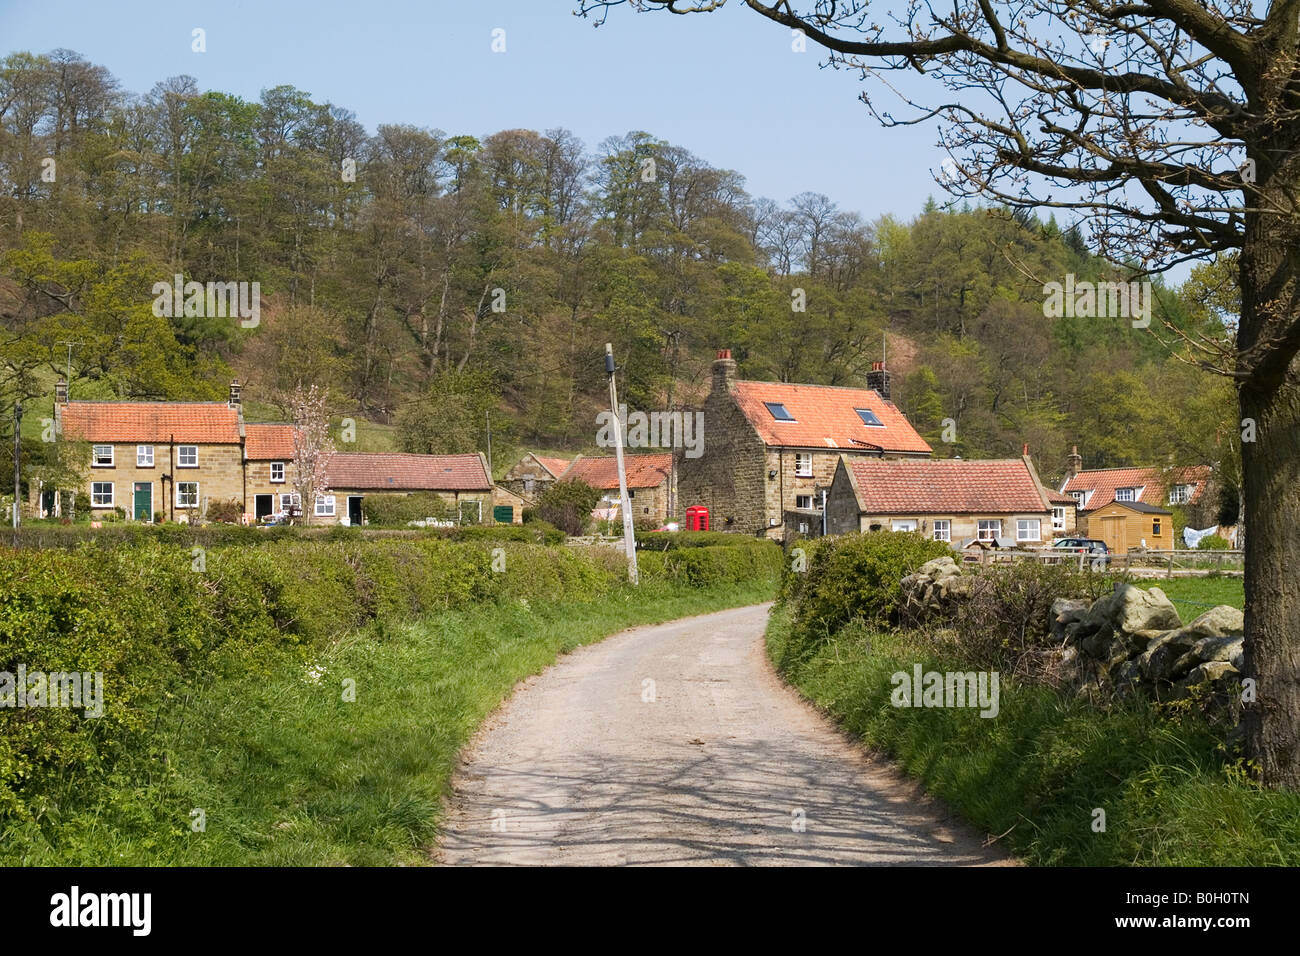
xmin=133 ymin=482 xmax=153 ymax=522
xmin=347 ymin=496 xmax=363 ymax=527
xmin=255 ymin=494 xmax=273 ymax=521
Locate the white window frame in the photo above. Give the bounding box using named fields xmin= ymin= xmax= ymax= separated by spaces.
xmin=279 ymin=493 xmax=301 ymax=514
xmin=795 ymin=494 xmax=814 ymax=510
xmin=1051 ymin=507 xmax=1066 ymax=531
xmin=891 ymin=519 xmax=918 ymax=532
xmin=270 ymin=461 xmax=285 ymax=483
xmin=92 ymin=445 xmax=114 ymax=468
xmin=178 ymin=445 xmax=198 ymax=468
xmin=315 ymin=494 xmax=336 ymax=517
xmin=91 ymin=481 xmax=114 ymax=507
xmin=1071 ymin=489 xmax=1089 ymax=508
xmin=1017 ymin=518 xmax=1041 ymax=542
xmin=794 ymin=452 xmax=813 ymax=477
xmin=176 ymin=482 xmax=199 ymax=509
xmin=933 ymin=519 xmax=951 ymax=542
xmin=1115 ymin=486 xmax=1137 ymax=502
xmin=1168 ymin=484 xmax=1192 ymax=505
xmin=136 ymin=444 xmax=154 ymax=468
xmin=978 ymin=519 xmax=1002 ymax=542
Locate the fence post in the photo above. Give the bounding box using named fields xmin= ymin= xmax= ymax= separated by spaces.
xmin=1167 ymin=553 xmax=1174 ymax=579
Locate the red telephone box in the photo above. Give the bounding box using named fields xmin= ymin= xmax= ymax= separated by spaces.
xmin=686 ymin=505 xmax=709 ymax=531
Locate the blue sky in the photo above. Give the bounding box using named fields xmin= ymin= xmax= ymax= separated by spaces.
xmin=1 ymin=0 xmax=955 ymax=222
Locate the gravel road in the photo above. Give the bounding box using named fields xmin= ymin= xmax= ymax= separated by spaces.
xmin=436 ymin=603 xmax=1012 ymax=866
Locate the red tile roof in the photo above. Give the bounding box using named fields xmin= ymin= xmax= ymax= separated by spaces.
xmin=844 ymin=458 xmax=1051 ymax=514
xmin=1061 ymin=465 xmax=1210 ymax=512
xmin=62 ymin=401 xmax=241 ymax=444
xmin=1045 ymin=488 xmax=1077 ymax=505
xmin=534 ymin=456 xmax=572 ymax=478
xmin=731 ymin=380 xmax=932 ymax=454
xmin=244 ymin=423 xmax=297 ymax=460
xmin=561 ymin=454 xmax=673 ymax=490
xmin=326 ymin=453 xmax=491 ymax=491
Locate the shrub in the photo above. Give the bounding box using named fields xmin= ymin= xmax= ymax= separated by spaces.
xmin=206 ymin=498 xmax=244 ymax=524
xmin=950 ymin=561 xmax=1113 ymax=674
xmin=362 ymin=493 xmax=452 ymax=527
xmin=792 ymin=532 xmax=952 ymax=641
xmin=535 ymin=479 xmax=601 ymax=536
xmin=1197 ymin=533 xmax=1231 ymax=551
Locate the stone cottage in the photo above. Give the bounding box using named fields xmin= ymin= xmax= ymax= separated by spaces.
xmin=677 ymin=350 xmax=932 ymax=539
xmin=825 ymin=454 xmax=1060 ymax=546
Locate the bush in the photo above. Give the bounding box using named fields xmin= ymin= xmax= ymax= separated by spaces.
xmin=792 ymin=532 xmax=952 ymax=642
xmin=950 ymin=561 xmax=1114 ymax=674
xmin=535 ymin=479 xmax=601 ymax=536
xmin=362 ymin=493 xmax=452 ymax=527
xmin=1197 ymin=533 xmax=1231 ymax=551
xmin=638 ymin=530 xmax=771 ymax=550
xmin=206 ymin=498 xmax=244 ymax=524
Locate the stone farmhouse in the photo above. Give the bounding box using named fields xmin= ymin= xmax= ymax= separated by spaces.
xmin=678 ymin=350 xmax=932 ymax=539
xmin=825 ymin=454 xmax=1065 ymax=546
xmin=561 ymin=453 xmax=675 ymax=525
xmin=498 ymin=452 xmax=573 ymax=503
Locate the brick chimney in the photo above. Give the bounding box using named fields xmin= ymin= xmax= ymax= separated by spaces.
xmin=712 ymin=349 xmax=736 ymax=393
xmin=1067 ymin=444 xmax=1083 ymax=479
xmin=866 ymin=360 xmax=891 ymax=401
xmin=55 ymin=380 xmax=68 ymax=405
xmin=228 ymin=380 xmax=242 ymax=409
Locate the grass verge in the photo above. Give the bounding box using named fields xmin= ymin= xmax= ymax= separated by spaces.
xmin=4 ymin=578 xmax=774 ymax=865
xmin=766 ymin=603 xmax=1300 ymax=866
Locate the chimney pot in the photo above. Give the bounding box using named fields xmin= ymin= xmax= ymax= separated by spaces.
xmin=712 ymin=348 xmax=737 ymax=392
xmin=55 ymin=380 xmax=68 ymax=405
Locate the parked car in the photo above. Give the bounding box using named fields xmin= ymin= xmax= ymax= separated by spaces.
xmin=1052 ymin=537 xmax=1110 ymax=564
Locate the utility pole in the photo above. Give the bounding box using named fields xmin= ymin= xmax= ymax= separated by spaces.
xmin=485 ymin=410 xmax=493 ymax=479
xmin=12 ymin=402 xmax=22 ymax=530
xmin=605 ymin=343 xmax=638 ymax=585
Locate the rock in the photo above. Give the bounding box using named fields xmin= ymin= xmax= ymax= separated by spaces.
xmin=1172 ymin=636 xmax=1244 ymax=675
xmin=1080 ymin=623 xmax=1115 ymax=660
xmin=1050 ymin=598 xmax=1091 ymax=640
xmin=918 ymin=556 xmax=959 ymax=578
xmin=1091 ymin=584 xmax=1182 ymax=635
xmin=1139 ymin=628 xmax=1203 ymax=681
xmin=1186 ymin=660 xmax=1239 ymax=685
xmin=1184 ymin=605 xmax=1244 ymax=638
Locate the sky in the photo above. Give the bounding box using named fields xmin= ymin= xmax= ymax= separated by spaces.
xmin=0 ymin=0 xmax=956 ymax=222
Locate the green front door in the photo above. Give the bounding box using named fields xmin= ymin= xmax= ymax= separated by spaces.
xmin=134 ymin=482 xmax=152 ymax=522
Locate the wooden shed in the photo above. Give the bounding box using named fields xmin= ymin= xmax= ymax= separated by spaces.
xmin=1082 ymin=500 xmax=1173 ymax=552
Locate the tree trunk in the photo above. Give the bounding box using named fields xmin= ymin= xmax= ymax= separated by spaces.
xmin=1239 ymin=174 xmax=1300 ymax=788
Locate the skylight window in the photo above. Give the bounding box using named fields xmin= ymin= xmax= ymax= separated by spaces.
xmin=855 ymin=408 xmax=884 ymax=426
xmin=764 ymin=402 xmax=796 ymax=421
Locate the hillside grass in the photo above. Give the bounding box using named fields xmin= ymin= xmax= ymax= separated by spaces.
xmin=766 ymin=603 xmax=1300 ymax=866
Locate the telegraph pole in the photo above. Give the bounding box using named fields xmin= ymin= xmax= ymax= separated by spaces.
xmin=605 ymin=343 xmax=638 ymax=585
xmin=12 ymin=402 xmax=22 ymax=530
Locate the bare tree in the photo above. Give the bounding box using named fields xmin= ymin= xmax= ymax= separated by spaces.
xmin=580 ymin=0 xmax=1300 ymax=789
xmin=291 ymin=383 xmax=335 ymax=526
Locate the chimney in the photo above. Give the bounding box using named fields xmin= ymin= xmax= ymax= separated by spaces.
xmin=1022 ymin=443 xmax=1030 ymax=457
xmin=866 ymin=360 xmax=891 ymax=401
xmin=229 ymin=380 xmax=242 ymax=408
xmin=55 ymin=380 xmax=68 ymax=405
xmin=1067 ymin=444 xmax=1083 ymax=479
xmin=712 ymin=348 xmax=736 ymax=393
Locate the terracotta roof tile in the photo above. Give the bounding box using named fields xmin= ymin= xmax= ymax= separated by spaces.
xmin=560 ymin=454 xmax=672 ymax=490
xmin=244 ymin=424 xmax=297 ymax=460
xmin=326 ymin=453 xmax=491 ymax=491
xmin=1061 ymin=465 xmax=1210 ymax=512
xmin=533 ymin=456 xmax=572 ymax=478
xmin=731 ymin=380 xmax=931 ymax=454
xmin=62 ymin=402 xmax=241 ymax=444
xmin=846 ymin=458 xmax=1050 ymax=514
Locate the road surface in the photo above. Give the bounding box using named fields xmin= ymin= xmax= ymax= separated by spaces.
xmin=436 ymin=603 xmax=1012 ymax=866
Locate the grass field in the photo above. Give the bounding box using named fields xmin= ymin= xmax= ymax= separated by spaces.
xmin=1138 ymin=576 xmax=1244 ymax=623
